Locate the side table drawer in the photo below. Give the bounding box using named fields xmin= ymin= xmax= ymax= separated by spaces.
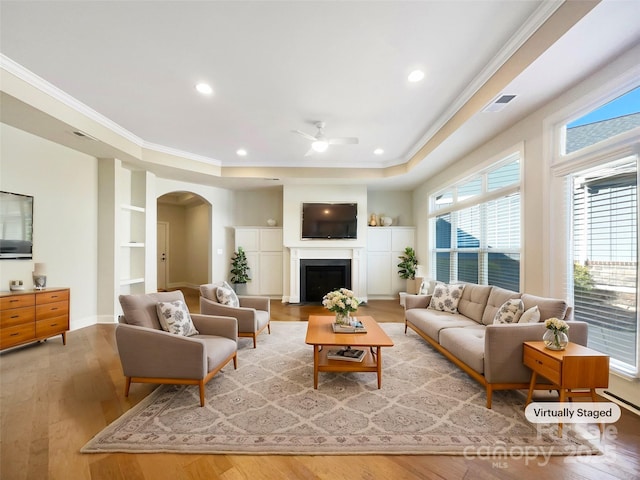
xmin=36 ymin=290 xmax=69 ymax=305
xmin=0 ymin=306 xmax=35 ymax=328
xmin=36 ymin=316 xmax=68 ymax=338
xmin=1 ymin=323 xmax=36 ymax=349
xmin=524 ymin=344 xmax=561 ymax=385
xmin=36 ymin=301 xmax=69 ymax=321
xmin=0 ymin=294 xmax=35 ymax=310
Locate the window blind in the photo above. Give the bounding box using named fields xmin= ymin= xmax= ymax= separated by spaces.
xmin=572 ymin=159 xmax=638 ymax=371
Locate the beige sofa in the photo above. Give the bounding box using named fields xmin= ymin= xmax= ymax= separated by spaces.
xmin=404 ymin=284 xmax=588 ymax=408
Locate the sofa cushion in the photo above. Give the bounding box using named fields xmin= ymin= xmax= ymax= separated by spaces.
xmin=216 ymin=284 xmax=239 ymax=307
xmin=405 ymin=308 xmax=478 ymax=342
xmin=457 ymin=284 xmax=492 ymax=323
xmin=518 ymin=305 xmax=541 ymax=323
xmin=156 ymin=300 xmax=199 ymax=337
xmin=521 ymin=294 xmax=568 ymax=321
xmin=481 ymin=287 xmax=521 ymax=325
xmin=439 ymin=325 xmax=485 ymax=374
xmin=119 ymin=290 xmax=186 ymax=330
xmin=429 ymin=283 xmax=465 ymax=313
xmin=493 ymin=298 xmax=524 ymax=324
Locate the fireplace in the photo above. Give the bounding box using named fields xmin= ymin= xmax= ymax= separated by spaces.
xmin=300 ymin=259 xmax=351 ymax=303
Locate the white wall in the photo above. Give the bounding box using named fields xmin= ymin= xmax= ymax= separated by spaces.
xmin=1 ymin=123 xmax=99 ymax=329
xmin=233 ymin=187 xmax=283 ymax=227
xmin=367 ymin=190 xmax=413 ymax=226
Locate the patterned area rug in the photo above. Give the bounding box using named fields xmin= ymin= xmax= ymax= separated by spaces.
xmin=82 ymin=322 xmax=599 ymax=455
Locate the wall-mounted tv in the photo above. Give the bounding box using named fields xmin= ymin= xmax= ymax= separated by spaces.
xmin=0 ymin=191 xmax=34 ymax=260
xmin=301 ymin=202 xmax=357 ymax=239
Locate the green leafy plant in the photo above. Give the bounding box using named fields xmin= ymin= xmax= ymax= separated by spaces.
xmin=574 ymin=262 xmax=594 ymax=291
xmin=397 ymin=247 xmax=418 ymax=280
xmin=230 ymin=247 xmax=251 ymax=284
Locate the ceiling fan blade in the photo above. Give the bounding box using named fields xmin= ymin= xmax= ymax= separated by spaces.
xmin=304 ymin=147 xmax=315 ymax=157
xmin=293 ymin=130 xmax=318 ymax=142
xmin=329 ymin=137 xmax=359 ymax=145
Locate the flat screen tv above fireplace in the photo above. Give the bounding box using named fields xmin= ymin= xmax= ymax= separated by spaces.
xmin=301 ymin=202 xmax=357 ymax=239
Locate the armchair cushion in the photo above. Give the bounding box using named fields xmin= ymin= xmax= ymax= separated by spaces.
xmin=156 ymin=300 xmax=199 ymax=336
xmin=119 ymin=290 xmax=186 ymax=330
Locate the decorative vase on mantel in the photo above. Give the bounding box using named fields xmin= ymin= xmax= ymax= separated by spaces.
xmin=543 ymin=329 xmax=569 ymax=350
xmin=335 ymin=311 xmax=351 ymax=325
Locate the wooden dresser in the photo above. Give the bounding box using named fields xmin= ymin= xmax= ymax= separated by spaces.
xmin=0 ymin=288 xmax=70 ymax=350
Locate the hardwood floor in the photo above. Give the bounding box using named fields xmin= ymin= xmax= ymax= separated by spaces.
xmin=1 ymin=289 xmax=638 ymax=480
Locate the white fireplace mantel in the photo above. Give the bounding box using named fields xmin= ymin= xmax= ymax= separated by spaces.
xmin=286 ymin=246 xmax=366 ymax=303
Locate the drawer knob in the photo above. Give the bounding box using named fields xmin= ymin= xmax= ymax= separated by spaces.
xmin=10 ymin=333 xmax=19 ymax=337
xmin=11 ymin=315 xmax=19 ymax=319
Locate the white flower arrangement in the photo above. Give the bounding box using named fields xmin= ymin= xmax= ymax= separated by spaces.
xmin=322 ymin=288 xmax=360 ymax=315
xmin=544 ymin=317 xmax=569 ymax=333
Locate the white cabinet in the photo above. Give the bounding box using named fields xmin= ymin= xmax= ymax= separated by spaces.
xmin=234 ymin=228 xmax=283 ymax=296
xmin=366 ymin=227 xmax=415 ymax=298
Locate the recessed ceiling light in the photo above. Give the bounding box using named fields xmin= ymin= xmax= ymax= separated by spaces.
xmin=373 ymin=148 xmax=384 ymax=155
xmin=195 ymin=83 xmax=213 ymax=95
xmin=408 ymin=70 xmax=425 ymax=82
xmin=236 ymin=149 xmax=247 ymax=157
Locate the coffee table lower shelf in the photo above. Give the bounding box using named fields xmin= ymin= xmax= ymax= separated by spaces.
xmin=314 ymin=346 xmax=382 ymax=388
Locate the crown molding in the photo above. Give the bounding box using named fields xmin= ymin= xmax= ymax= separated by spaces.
xmin=404 ymin=1 xmax=564 ymax=161
xmin=1 ymin=53 xmax=220 ymax=167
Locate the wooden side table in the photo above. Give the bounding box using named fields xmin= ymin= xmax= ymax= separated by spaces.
xmin=523 ymin=341 xmax=609 ymax=436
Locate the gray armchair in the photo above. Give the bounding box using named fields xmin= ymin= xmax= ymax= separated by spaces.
xmin=199 ymin=283 xmax=271 ymax=348
xmin=116 ymin=291 xmax=238 ymax=407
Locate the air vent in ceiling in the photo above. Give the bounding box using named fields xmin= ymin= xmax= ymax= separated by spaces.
xmin=72 ymin=130 xmax=97 ymax=141
xmin=482 ymin=94 xmax=518 ymax=113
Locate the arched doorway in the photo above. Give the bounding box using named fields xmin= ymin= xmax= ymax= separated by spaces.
xmin=157 ymin=191 xmax=211 ymax=291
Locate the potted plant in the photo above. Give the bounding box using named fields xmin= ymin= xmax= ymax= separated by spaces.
xmin=230 ymin=247 xmax=251 ymax=293
xmin=397 ymin=247 xmax=421 ymax=294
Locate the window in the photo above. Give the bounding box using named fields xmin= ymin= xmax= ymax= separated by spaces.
xmin=563 ymin=85 xmax=640 ymax=155
xmin=430 ymin=153 xmax=521 ymax=290
xmin=552 ymin=79 xmax=640 ymax=377
xmin=571 ymin=158 xmax=638 ymax=372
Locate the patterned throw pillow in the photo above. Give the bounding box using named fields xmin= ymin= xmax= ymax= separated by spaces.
xmin=156 ymin=300 xmax=199 ymax=336
xmin=518 ymin=305 xmax=541 ymax=323
xmin=428 ymin=283 xmax=465 ymax=313
xmin=493 ymin=298 xmax=525 ymax=324
xmin=216 ymin=284 xmax=239 ymax=307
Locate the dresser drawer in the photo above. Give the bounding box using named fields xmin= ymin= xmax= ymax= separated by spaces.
xmin=1 ymin=323 xmax=36 ymax=349
xmin=0 ymin=294 xmax=35 ymax=310
xmin=36 ymin=301 xmax=69 ymax=321
xmin=36 ymin=317 xmax=68 ymax=338
xmin=524 ymin=344 xmax=561 ymax=385
xmin=36 ymin=290 xmax=69 ymax=305
xmin=0 ymin=306 xmax=35 ymax=328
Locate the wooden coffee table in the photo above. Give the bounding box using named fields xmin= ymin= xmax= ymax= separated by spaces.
xmin=305 ymin=315 xmax=394 ymax=389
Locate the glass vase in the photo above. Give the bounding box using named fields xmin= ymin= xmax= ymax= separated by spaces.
xmin=335 ymin=312 xmax=351 ymax=325
xmin=543 ymin=329 xmax=568 ymax=350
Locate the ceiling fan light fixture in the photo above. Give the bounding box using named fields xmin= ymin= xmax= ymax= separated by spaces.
xmin=311 ymin=140 xmax=329 ymax=152
xmin=195 ymin=83 xmax=213 ymax=95
xmin=408 ymin=69 xmax=425 ymax=83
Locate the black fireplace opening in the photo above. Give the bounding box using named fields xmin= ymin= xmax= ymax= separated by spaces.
xmin=300 ymin=259 xmax=351 ymax=303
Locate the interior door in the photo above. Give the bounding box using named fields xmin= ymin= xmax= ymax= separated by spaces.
xmin=157 ymin=222 xmax=168 ymax=291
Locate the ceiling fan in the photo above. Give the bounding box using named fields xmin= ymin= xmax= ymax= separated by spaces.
xmin=293 ymin=121 xmax=358 ymax=156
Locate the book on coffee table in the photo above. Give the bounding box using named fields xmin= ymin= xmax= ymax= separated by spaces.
xmin=331 ymin=319 xmax=367 ymax=333
xmin=326 ymin=347 xmax=366 ymax=362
